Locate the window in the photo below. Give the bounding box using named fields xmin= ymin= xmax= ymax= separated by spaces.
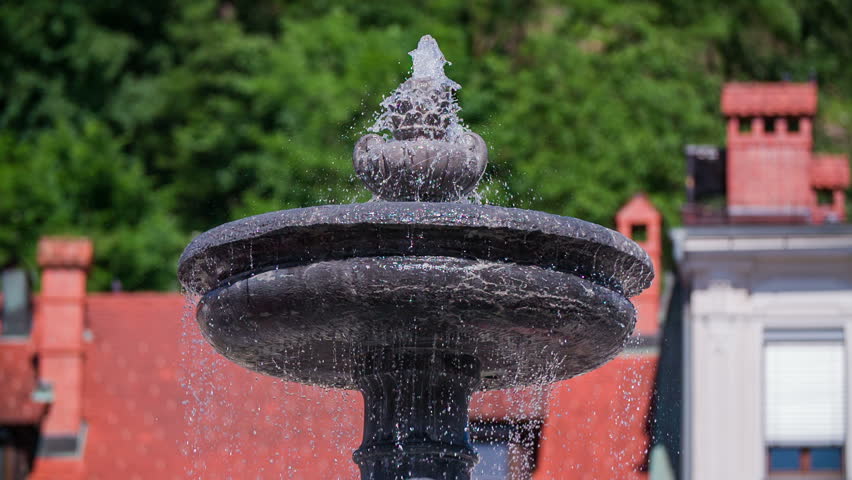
xmin=786 ymin=116 xmax=800 ymax=133
xmin=0 ymin=426 xmax=37 ymax=480
xmin=816 ymin=189 xmax=834 ymax=206
xmin=631 ymin=224 xmax=648 ymax=242
xmin=764 ymin=330 xmax=846 ymax=478
xmin=472 ymin=442 xmax=510 ymax=480
xmin=812 ymin=447 xmax=844 ymax=470
xmin=769 ymin=447 xmax=801 ymax=470
xmin=739 ymin=117 xmax=753 ymax=133
xmin=765 ymin=117 xmax=777 ymax=133
xmin=769 ymin=447 xmax=844 ymax=472
xmin=470 ymin=422 xmax=540 ymax=480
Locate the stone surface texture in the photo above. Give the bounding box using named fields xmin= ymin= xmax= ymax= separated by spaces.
xmin=178 ymin=202 xmax=653 ymax=391
xmin=353 ymin=133 xmax=488 ymax=202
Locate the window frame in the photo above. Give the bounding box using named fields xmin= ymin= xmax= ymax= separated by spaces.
xmin=767 ymin=446 xmax=844 ymax=473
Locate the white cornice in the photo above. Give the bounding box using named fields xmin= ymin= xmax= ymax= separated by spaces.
xmin=671 ymin=225 xmax=852 ymax=259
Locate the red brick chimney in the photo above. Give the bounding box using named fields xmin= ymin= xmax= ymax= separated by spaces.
xmin=723 ymin=82 xmax=817 ymax=222
xmin=810 ymin=153 xmax=849 ymax=223
xmin=616 ymin=194 xmax=661 ymax=337
xmin=722 ymin=82 xmax=849 ymax=223
xmin=34 ymin=237 xmax=92 ymax=457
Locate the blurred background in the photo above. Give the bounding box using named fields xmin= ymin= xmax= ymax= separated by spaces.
xmin=1 ymin=1 xmax=851 ymax=479
xmin=1 ymin=0 xmax=851 ymax=290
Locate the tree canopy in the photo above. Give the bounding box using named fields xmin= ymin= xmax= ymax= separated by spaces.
xmin=2 ymin=0 xmax=851 ymax=290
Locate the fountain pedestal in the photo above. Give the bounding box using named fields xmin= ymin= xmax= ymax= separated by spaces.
xmin=354 ymin=351 xmax=480 ymax=480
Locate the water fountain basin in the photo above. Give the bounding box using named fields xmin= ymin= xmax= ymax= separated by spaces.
xmin=178 ymin=202 xmax=653 ymax=390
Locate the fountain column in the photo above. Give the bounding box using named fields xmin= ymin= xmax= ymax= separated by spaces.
xmin=354 ymin=350 xmax=480 ymax=480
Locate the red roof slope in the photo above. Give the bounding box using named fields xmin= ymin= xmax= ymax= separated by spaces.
xmin=533 ymin=355 xmax=656 ymax=480
xmin=25 ymin=292 xmax=658 ymax=479
xmin=0 ymin=340 xmax=44 ymax=424
xmin=82 ymin=294 xmax=360 ymax=479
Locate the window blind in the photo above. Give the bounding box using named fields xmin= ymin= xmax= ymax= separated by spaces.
xmin=764 ymin=340 xmax=846 ymax=445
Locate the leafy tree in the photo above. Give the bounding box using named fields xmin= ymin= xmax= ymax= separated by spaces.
xmin=1 ymin=0 xmax=850 ymax=290
xmin=0 ymin=119 xmax=183 ymax=290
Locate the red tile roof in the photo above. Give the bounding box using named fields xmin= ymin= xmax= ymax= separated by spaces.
xmin=0 ymin=339 xmax=44 ymax=424
xmin=533 ymin=355 xmax=656 ymax=480
xmin=471 ymin=388 xmax=548 ymax=420
xmin=30 ymin=458 xmax=85 ymax=479
xmin=81 ymin=293 xmax=360 ymax=479
xmin=62 ymin=293 xmax=656 ymax=478
xmin=722 ymin=82 xmax=818 ymax=116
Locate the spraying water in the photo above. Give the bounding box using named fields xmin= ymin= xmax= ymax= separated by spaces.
xmin=355 ymin=35 xmax=487 ymax=202
xmin=369 ymin=35 xmax=463 ymax=141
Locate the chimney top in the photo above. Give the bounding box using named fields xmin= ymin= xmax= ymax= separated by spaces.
xmin=616 ymin=193 xmax=662 ymax=223
xmin=37 ymin=237 xmax=93 ymax=270
xmin=721 ymin=82 xmax=817 ymax=117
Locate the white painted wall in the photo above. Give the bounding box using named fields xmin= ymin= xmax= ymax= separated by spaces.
xmin=678 ymin=235 xmax=852 ymax=480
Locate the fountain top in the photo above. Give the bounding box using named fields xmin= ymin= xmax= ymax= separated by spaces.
xmin=354 ymin=35 xmax=487 ymax=202
xmin=408 ymin=35 xmax=460 ymax=89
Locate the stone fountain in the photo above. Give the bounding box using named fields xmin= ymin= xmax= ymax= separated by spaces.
xmin=178 ymin=35 xmax=653 ymax=480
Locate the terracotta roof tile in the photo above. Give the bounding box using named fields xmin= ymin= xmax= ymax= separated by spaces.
xmin=471 ymin=387 xmax=548 ymax=420
xmin=0 ymin=339 xmax=44 ymax=424
xmin=82 ymin=293 xmax=360 ymax=479
xmin=6 ymin=292 xmax=661 ymax=478
xmin=533 ymin=355 xmax=656 ymax=479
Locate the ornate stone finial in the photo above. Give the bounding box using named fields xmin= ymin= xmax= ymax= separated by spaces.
xmin=354 ymin=35 xmax=488 ymax=202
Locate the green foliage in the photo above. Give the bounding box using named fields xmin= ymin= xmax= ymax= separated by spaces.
xmin=1 ymin=0 xmax=850 ymax=290
xmin=0 ymin=119 xmax=184 ymax=290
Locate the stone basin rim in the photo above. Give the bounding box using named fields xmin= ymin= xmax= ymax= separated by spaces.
xmin=178 ymin=202 xmax=654 ymax=297
xmin=195 ymin=255 xmax=636 ymax=391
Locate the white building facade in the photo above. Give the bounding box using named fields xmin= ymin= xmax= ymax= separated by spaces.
xmin=673 ymin=225 xmax=852 ymax=480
